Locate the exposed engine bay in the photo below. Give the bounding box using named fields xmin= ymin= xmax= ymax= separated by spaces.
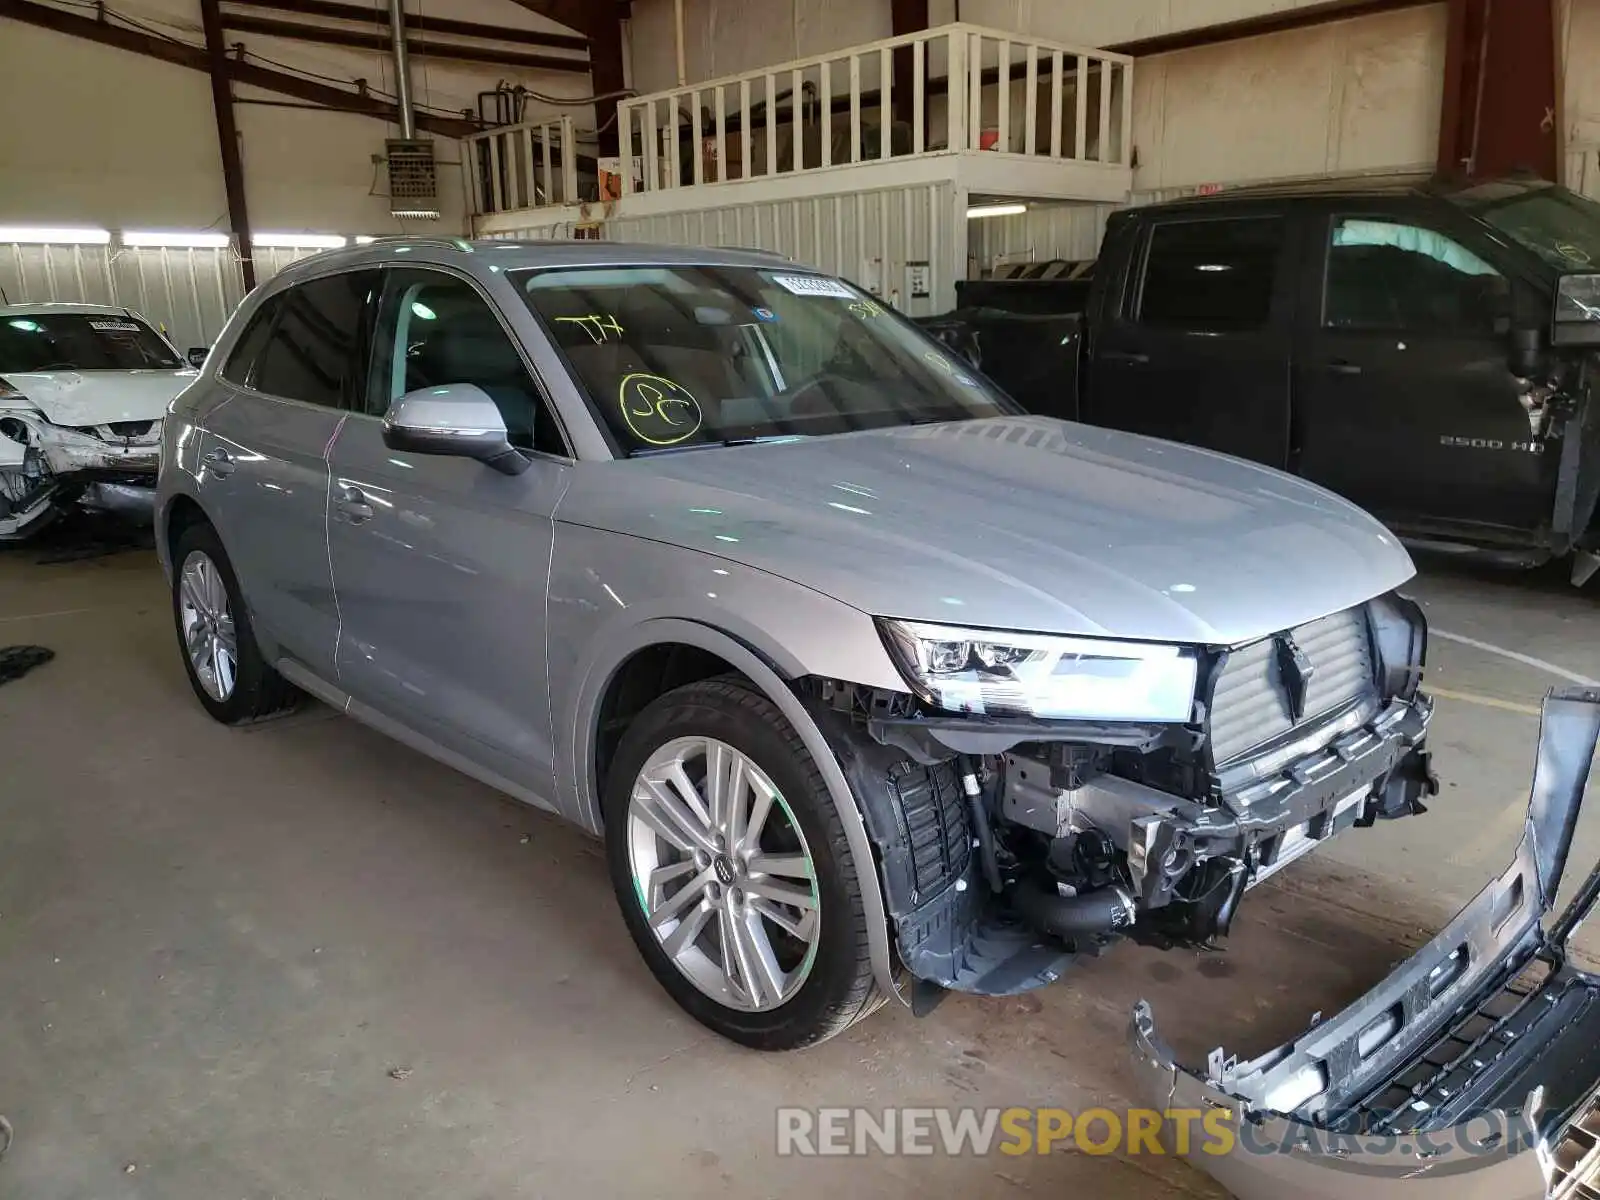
xmin=806 ymin=592 xmax=1435 ymax=999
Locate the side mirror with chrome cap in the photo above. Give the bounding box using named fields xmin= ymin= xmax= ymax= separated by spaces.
xmin=380 ymin=383 xmax=529 ymax=476
xmin=186 ymin=346 xmax=210 ymax=368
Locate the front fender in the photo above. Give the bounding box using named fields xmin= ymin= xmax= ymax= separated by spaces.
xmin=549 ymin=524 xmax=909 ymax=1001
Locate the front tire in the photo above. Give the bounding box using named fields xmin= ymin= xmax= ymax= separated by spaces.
xmin=171 ymin=521 xmax=298 ymax=724
xmin=604 ymin=676 xmax=880 ymax=1050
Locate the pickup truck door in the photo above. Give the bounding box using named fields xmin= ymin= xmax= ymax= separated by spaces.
xmin=1293 ymin=208 xmax=1557 ymax=539
xmin=1082 ymin=212 xmax=1298 ymax=469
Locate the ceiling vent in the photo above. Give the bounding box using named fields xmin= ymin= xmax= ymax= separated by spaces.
xmin=386 ymin=138 xmax=440 ymax=219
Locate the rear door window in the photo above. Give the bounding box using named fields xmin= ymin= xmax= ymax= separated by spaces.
xmin=253 ymin=271 xmax=379 ymax=408
xmin=1135 ymin=217 xmax=1285 ymax=331
xmin=220 ymin=294 xmax=282 ymax=387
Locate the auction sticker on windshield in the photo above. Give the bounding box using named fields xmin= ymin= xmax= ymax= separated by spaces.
xmin=769 ymin=274 xmax=855 ymax=299
xmin=89 ymin=320 xmax=143 ymax=332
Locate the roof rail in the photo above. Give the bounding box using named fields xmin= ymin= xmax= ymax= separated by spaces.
xmin=713 ymin=245 xmax=791 ymax=261
xmin=355 ymin=235 xmax=476 ymax=251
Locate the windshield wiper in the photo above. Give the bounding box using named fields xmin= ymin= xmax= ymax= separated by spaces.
xmin=630 ymin=434 xmax=809 ymax=457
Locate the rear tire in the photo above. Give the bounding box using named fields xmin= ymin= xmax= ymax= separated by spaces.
xmin=171 ymin=521 xmax=298 ymax=725
xmin=604 ymin=675 xmax=880 ymax=1050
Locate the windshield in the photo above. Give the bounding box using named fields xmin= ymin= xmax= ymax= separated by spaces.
xmin=511 ymin=265 xmax=1014 ymax=454
xmin=1450 ymin=181 xmax=1600 ymax=272
xmin=0 ymin=312 xmax=182 ymax=373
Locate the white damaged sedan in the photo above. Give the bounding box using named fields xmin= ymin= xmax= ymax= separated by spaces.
xmin=0 ymin=302 xmax=198 ymax=538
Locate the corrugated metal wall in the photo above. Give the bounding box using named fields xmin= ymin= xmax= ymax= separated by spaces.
xmin=484 ymin=182 xmax=964 ymax=316
xmin=0 ymin=243 xmax=325 ymax=351
xmin=964 ymin=203 xmax=1116 ymax=271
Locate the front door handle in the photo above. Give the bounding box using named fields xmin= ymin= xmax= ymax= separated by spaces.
xmin=336 ymin=485 xmax=375 ymax=524
xmin=1103 ymin=349 xmax=1150 ymax=365
xmin=203 ymin=447 xmax=236 ymax=477
xmin=1326 ymin=360 xmax=1363 ymax=377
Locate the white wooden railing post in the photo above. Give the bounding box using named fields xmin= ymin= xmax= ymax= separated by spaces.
xmin=618 ymin=102 xmax=633 ymax=195
xmin=540 ymin=123 xmax=554 ymax=203
xmin=1023 ymin=43 xmax=1037 ymax=156
xmin=880 ymin=45 xmax=892 ymax=160
xmin=739 ymin=78 xmax=752 ymax=180
xmin=560 ymin=115 xmax=577 ymax=203
xmin=766 ymin=73 xmax=779 ymax=177
xmin=912 ymin=34 xmax=925 ymax=154
xmin=947 ymin=27 xmax=967 ymax=153
xmin=1073 ymin=54 xmax=1088 ymax=161
xmin=790 ymin=68 xmax=803 ymax=172
xmin=1097 ymin=57 xmax=1112 ymax=163
xmin=997 ymin=37 xmax=1010 ymax=155
xmin=967 ymin=31 xmax=982 ymax=151
xmin=1121 ymin=61 xmax=1134 ymax=167
xmin=819 ymin=60 xmax=832 ymax=168
xmin=1049 ymin=49 xmax=1063 ymax=158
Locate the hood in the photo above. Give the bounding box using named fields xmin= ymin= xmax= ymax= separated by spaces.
xmin=0 ymin=369 xmax=197 ymax=427
xmin=560 ymin=417 xmax=1415 ymax=646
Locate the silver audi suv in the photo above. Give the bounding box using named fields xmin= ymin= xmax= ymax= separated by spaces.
xmin=156 ymin=238 xmax=1435 ymax=1050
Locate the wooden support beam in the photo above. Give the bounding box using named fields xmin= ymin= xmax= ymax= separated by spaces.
xmin=1437 ymin=0 xmax=1558 ymax=179
xmin=585 ymin=10 xmax=626 ymax=157
xmin=200 ymin=0 xmax=255 ymax=290
xmin=220 ymin=11 xmax=590 ymax=73
xmin=499 ymin=0 xmax=594 ymax=36
xmin=0 ymin=0 xmax=481 ymax=138
xmin=224 ymin=0 xmax=588 ymax=52
xmin=1106 ymin=0 xmax=1438 ymax=56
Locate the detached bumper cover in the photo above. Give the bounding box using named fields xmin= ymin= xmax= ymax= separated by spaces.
xmin=1129 ymin=687 xmax=1600 ymax=1200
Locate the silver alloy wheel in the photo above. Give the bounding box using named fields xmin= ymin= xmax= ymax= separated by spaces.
xmin=626 ymin=736 xmax=821 ymax=1012
xmin=178 ymin=549 xmax=238 ymax=702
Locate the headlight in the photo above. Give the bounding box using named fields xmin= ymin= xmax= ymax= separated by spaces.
xmin=878 ymin=619 xmax=1198 ymax=722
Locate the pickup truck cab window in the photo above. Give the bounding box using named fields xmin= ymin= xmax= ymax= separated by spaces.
xmin=1135 ymin=217 xmax=1284 ymax=331
xmin=1324 ymin=217 xmax=1507 ymax=335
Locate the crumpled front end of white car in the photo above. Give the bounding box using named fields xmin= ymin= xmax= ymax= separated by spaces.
xmin=0 ymin=380 xmax=162 ymax=538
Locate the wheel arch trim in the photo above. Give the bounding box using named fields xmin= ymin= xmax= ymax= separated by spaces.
xmin=569 ymin=616 xmax=900 ymax=1001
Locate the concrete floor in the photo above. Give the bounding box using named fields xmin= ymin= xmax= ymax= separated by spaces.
xmin=1 ymin=539 xmax=1597 ymax=1199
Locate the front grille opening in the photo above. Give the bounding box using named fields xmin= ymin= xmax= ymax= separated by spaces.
xmin=106 ymin=420 xmax=155 ymax=438
xmin=1209 ymin=607 xmax=1378 ymax=766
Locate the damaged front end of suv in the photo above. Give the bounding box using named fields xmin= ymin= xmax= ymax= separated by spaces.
xmin=1132 ymin=686 xmax=1600 ymax=1200
xmin=0 ymin=378 xmax=164 ymax=539
xmin=803 ymin=592 xmax=1436 ymax=1002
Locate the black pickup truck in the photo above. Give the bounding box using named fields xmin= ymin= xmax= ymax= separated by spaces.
xmin=926 ymin=175 xmax=1600 ymax=583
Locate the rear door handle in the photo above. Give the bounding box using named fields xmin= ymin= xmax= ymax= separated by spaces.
xmin=336 ymin=485 xmax=374 ymax=524
xmin=203 ymin=447 xmax=236 ymax=477
xmin=1326 ymin=360 xmax=1363 ymax=377
xmin=1103 ymin=349 xmax=1150 ymax=365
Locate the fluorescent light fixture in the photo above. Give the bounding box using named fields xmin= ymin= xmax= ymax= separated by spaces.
xmin=123 ymin=230 xmax=231 ymax=248
xmin=390 ymin=209 xmax=442 ymax=220
xmin=354 ymin=236 xmax=378 ymax=244
xmin=0 ymin=226 xmax=112 ymax=244
xmin=252 ymin=232 xmax=347 ymax=248
xmin=966 ymin=203 xmax=1028 ymax=220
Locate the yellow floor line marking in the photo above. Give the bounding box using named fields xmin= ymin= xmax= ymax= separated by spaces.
xmin=1446 ymin=788 xmax=1531 ymax=867
xmin=1429 ymin=686 xmax=1542 ymax=717
xmin=0 ymin=607 xmax=99 ymax=624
